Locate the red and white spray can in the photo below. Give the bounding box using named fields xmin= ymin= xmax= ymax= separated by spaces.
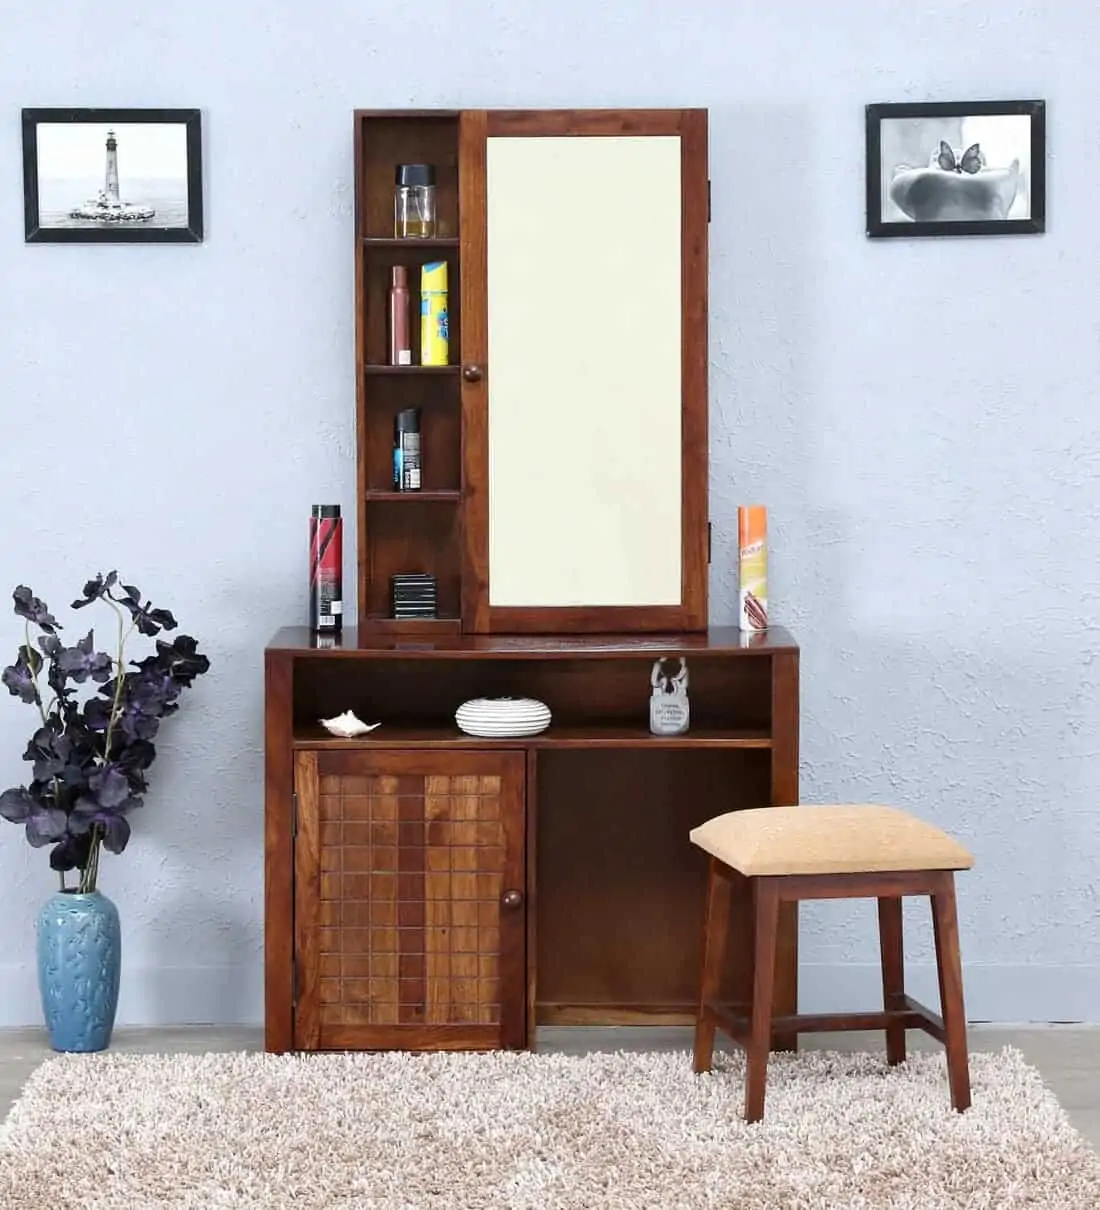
xmin=309 ymin=505 xmax=343 ymax=633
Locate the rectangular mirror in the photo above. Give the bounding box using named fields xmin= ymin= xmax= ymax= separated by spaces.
xmin=486 ymin=134 xmax=683 ymax=609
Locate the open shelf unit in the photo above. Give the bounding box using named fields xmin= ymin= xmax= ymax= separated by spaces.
xmin=353 ymin=107 xmax=710 ymax=639
xmin=355 ymin=110 xmax=463 ymax=636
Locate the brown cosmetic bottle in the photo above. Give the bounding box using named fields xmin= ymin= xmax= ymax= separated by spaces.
xmin=388 ymin=265 xmax=411 ymax=366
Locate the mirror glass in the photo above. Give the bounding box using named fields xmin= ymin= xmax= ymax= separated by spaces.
xmin=485 ymin=134 xmax=683 ymax=608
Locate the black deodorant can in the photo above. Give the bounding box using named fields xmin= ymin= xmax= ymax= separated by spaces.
xmin=393 ymin=408 xmax=422 ymax=491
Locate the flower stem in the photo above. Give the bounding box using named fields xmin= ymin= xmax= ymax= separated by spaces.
xmin=80 ymin=825 xmax=101 ymax=893
xmin=100 ymin=598 xmax=134 ymax=766
xmin=26 ymin=622 xmax=66 ymax=828
xmin=23 ymin=622 xmax=46 ymax=726
xmin=78 ymin=596 xmax=133 ymax=893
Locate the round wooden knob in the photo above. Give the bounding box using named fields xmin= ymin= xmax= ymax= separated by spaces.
xmin=501 ymin=889 xmax=523 ymax=909
xmin=462 ymin=364 xmax=483 ymax=383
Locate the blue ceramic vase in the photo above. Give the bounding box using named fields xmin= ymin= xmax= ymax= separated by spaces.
xmin=36 ymin=890 xmax=121 ymax=1053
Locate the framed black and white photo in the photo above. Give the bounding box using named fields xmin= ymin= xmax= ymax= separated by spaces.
xmin=22 ymin=108 xmax=203 ymax=243
xmin=866 ymin=100 xmax=1045 ymax=238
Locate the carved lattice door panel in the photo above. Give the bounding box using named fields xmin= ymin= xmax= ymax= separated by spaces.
xmin=293 ymin=749 xmax=526 ymax=1050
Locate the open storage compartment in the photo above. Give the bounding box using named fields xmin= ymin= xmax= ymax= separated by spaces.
xmin=290 ymin=653 xmax=776 ymax=745
xmin=357 ymin=114 xmax=459 ymax=240
xmin=534 ymin=747 xmax=773 ymax=1023
xmin=356 ymin=112 xmax=464 ymax=635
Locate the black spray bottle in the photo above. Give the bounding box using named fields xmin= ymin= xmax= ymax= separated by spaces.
xmin=393 ymin=408 xmax=422 ymax=491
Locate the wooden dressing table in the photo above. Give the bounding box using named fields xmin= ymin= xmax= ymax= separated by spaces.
xmin=263 ymin=107 xmax=801 ymax=1052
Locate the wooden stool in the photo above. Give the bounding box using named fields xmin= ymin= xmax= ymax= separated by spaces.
xmin=689 ymin=804 xmax=974 ymax=1123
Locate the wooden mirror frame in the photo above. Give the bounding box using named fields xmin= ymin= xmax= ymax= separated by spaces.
xmin=459 ymin=109 xmax=709 ymax=634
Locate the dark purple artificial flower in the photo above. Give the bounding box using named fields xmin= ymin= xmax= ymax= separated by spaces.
xmin=57 ymin=631 xmax=114 ymax=685
xmin=12 ymin=587 xmax=58 ymax=633
xmin=88 ymin=764 xmax=131 ymax=809
xmin=70 ymin=793 xmax=140 ymax=854
xmin=115 ymin=583 xmax=177 ymax=637
xmin=38 ymin=634 xmax=62 ymax=657
xmin=135 ymin=634 xmax=209 ymax=687
xmin=70 ymin=571 xmax=117 ymax=610
xmin=118 ymin=702 xmax=162 ymax=742
xmin=23 ymin=725 xmax=68 ymax=782
xmin=127 ymin=667 xmax=181 ymax=712
xmin=49 ymin=831 xmax=93 ymax=873
xmin=1 ymin=648 xmax=41 ymax=705
xmin=24 ymin=805 xmax=69 ymax=847
xmin=83 ymin=697 xmax=113 ymax=733
xmin=0 ymin=786 xmax=37 ymax=823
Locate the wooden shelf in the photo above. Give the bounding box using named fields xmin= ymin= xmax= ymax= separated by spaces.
xmin=361 ymin=614 xmax=462 ymax=637
xmin=362 ymin=237 xmax=460 ymax=249
xmin=364 ymin=365 xmax=459 ymax=376
xmin=292 ymin=723 xmax=772 ymax=750
xmin=365 ymin=490 xmax=461 ymax=502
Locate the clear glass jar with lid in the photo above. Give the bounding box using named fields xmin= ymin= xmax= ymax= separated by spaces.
xmin=394 ymin=164 xmax=437 ymax=238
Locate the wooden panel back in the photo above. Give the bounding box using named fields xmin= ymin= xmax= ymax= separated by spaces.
xmin=535 ymin=748 xmax=772 ymax=1019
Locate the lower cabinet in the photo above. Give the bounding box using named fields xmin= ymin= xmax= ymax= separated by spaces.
xmin=292 ymin=748 xmax=527 ymax=1050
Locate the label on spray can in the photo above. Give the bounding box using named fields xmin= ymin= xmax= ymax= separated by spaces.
xmin=400 ymin=433 xmax=421 ymax=490
xmin=310 ymin=505 xmax=343 ymax=633
xmin=393 ymin=409 xmax=422 ymax=491
xmin=737 ymin=505 xmax=768 ymax=631
xmin=420 ymin=261 xmax=449 ymax=367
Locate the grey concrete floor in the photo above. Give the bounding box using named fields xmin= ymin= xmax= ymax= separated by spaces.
xmin=1 ymin=1025 xmax=1097 ymax=1149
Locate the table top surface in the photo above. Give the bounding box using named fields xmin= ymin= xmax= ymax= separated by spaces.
xmin=266 ymin=624 xmax=799 ymax=658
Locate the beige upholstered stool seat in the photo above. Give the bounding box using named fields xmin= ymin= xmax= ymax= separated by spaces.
xmin=689 ymin=804 xmax=974 ymax=878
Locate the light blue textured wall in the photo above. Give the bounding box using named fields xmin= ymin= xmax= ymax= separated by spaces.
xmin=1 ymin=1 xmax=1097 ymax=1026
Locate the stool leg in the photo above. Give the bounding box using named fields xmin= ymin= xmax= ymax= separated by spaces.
xmin=693 ymin=858 xmax=731 ymax=1074
xmin=877 ymin=896 xmax=907 ymax=1065
xmin=744 ymin=879 xmax=780 ymax=1123
xmin=931 ymin=874 xmax=971 ymax=1112
xmin=727 ymin=867 xmax=755 ymax=1019
xmin=772 ymin=901 xmax=800 ymax=1053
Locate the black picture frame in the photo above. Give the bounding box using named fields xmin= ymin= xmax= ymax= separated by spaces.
xmin=22 ymin=107 xmax=203 ymax=243
xmin=866 ymin=100 xmax=1045 ymax=238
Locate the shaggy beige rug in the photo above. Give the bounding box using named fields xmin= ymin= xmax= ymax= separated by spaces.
xmin=1 ymin=1047 xmax=1097 ymax=1208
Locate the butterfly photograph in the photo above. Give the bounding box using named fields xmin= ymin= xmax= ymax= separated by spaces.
xmin=865 ymin=100 xmax=1045 ymax=238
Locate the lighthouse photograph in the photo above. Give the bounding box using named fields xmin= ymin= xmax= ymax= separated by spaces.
xmin=22 ymin=108 xmax=203 ymax=243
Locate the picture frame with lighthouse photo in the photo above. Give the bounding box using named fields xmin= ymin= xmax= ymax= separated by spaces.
xmin=22 ymin=108 xmax=203 ymax=243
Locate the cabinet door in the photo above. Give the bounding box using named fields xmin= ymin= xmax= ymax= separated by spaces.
xmin=460 ymin=108 xmax=709 ymax=634
xmin=293 ymin=748 xmax=526 ymax=1050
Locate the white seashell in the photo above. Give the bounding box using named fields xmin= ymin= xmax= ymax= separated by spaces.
xmin=319 ymin=710 xmax=382 ymax=739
